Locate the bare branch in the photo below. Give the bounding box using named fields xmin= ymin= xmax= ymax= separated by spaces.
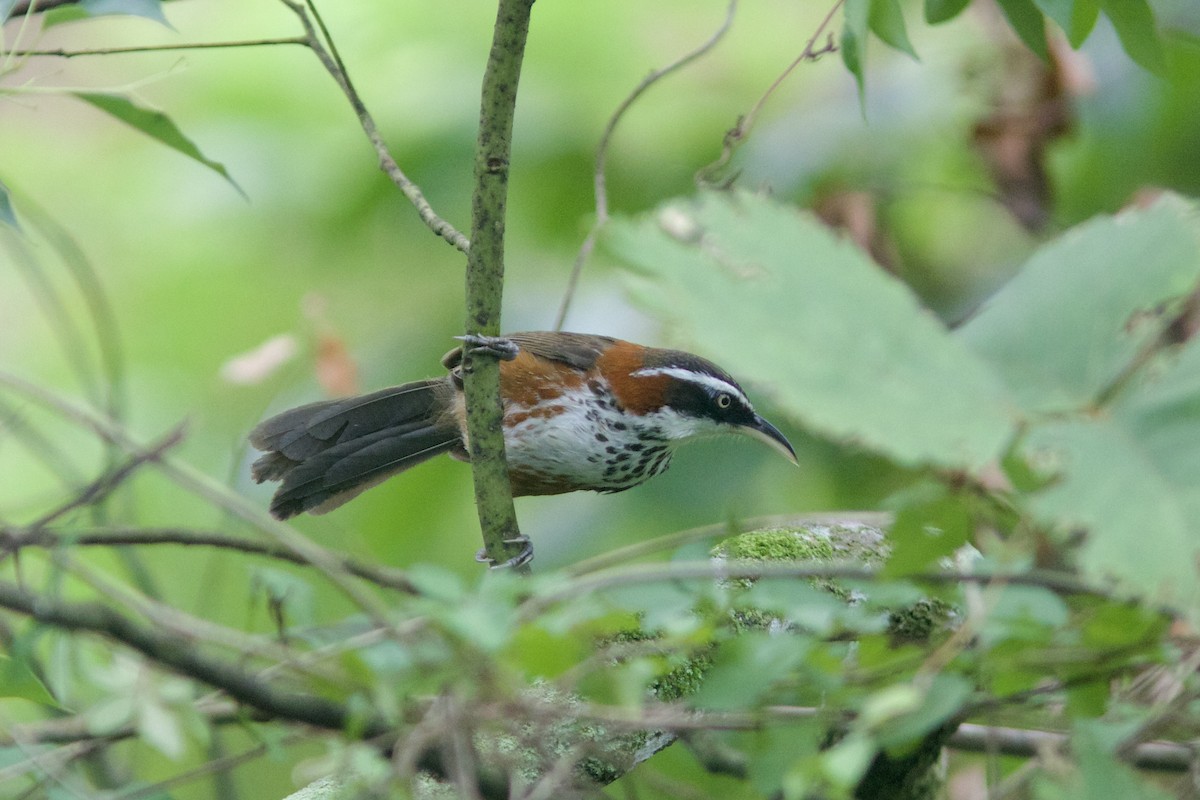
xmin=0 ymin=370 xmax=398 ymax=627
xmin=278 ymin=0 xmax=470 ymax=252
xmin=1 ymin=524 xmax=418 ymax=594
xmin=697 ymin=0 xmax=844 ymax=185
xmin=6 ymin=39 xmax=309 ymax=58
xmin=949 ymin=722 xmax=1195 ymax=772
xmin=30 ymin=425 xmax=184 ymax=528
xmin=0 ymin=578 xmax=387 ymax=736
xmin=524 ymin=559 xmax=1112 ymax=618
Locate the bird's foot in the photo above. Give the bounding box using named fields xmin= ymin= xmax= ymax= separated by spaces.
xmin=475 ymin=535 xmax=534 ymax=569
xmin=456 ymin=334 xmax=520 ymax=361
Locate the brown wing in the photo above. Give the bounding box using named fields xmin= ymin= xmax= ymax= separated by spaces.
xmin=441 ymin=331 xmax=618 ymax=373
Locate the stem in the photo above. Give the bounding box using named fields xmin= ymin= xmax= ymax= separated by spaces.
xmin=554 ymin=0 xmax=738 ymax=331
xmin=463 ymin=0 xmax=535 ymax=570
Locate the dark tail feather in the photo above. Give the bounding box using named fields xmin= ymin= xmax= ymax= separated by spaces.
xmin=249 ymin=379 xmax=460 ymax=519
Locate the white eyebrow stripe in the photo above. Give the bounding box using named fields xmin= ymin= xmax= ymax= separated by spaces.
xmin=632 ymin=367 xmax=751 ymax=406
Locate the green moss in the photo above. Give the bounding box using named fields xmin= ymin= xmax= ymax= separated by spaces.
xmin=714 ymin=528 xmax=859 ymax=602
xmin=717 ymin=529 xmax=837 ymax=562
xmin=887 ymin=598 xmax=955 ymax=645
xmin=652 ymin=645 xmax=715 ymax=701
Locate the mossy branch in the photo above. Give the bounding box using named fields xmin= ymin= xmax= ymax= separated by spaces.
xmin=463 ymin=0 xmax=536 ymax=570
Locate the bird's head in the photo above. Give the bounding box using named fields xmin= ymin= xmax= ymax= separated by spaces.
xmin=624 ymin=349 xmax=797 ymax=463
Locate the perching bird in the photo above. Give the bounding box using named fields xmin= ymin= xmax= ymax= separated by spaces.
xmin=250 ymin=332 xmax=795 ymax=560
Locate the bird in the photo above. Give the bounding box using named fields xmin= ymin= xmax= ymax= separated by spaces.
xmin=249 ymin=332 xmax=796 ymax=564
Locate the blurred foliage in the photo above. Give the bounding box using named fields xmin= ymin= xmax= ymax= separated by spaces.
xmin=1 ymin=0 xmax=1200 ymax=798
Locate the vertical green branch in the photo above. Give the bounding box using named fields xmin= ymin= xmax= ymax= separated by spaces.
xmin=463 ymin=0 xmax=535 ymax=569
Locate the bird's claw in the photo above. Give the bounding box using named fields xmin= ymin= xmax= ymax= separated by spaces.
xmin=456 ymin=334 xmax=519 ymax=362
xmin=475 ymin=535 xmax=534 ymax=569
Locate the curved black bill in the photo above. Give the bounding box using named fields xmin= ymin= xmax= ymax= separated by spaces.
xmin=740 ymin=414 xmax=797 ymax=464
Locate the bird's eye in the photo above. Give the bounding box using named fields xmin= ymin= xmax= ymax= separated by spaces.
xmin=715 ymin=393 xmax=732 ymax=409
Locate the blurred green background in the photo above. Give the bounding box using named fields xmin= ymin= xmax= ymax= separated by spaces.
xmin=1 ymin=1 xmax=1198 ymax=793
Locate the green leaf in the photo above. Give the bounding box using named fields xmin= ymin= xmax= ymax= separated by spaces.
xmin=73 ymin=93 xmax=244 ymax=197
xmin=1099 ymin=0 xmax=1165 ymax=74
xmin=137 ymin=692 xmax=185 ymax=758
xmin=995 ymin=0 xmax=1050 ymax=59
xmin=0 ymin=180 xmax=19 ymax=231
xmin=1079 ymin=602 xmax=1166 ymax=649
xmin=44 ymin=0 xmax=170 ymax=28
xmin=842 ymin=0 xmax=870 ymax=104
xmin=957 ymin=195 xmax=1200 ymax=414
xmin=873 ymin=673 xmax=972 ymax=748
xmin=0 ymin=654 xmax=57 ymax=706
xmin=1022 ymin=414 xmax=1198 ymax=612
xmin=42 ymin=7 xmax=90 ymax=25
xmin=869 ymin=0 xmax=918 ymax=59
xmin=1069 ymin=720 xmax=1176 ymax=800
xmin=1065 ymin=679 xmax=1110 ymax=717
xmin=924 ymin=0 xmax=971 ymax=24
xmin=1033 ymin=0 xmax=1102 ymax=46
xmin=822 ymin=733 xmax=877 ymax=789
xmin=690 ymin=632 xmax=810 ymax=710
xmin=607 ymin=192 xmax=1017 ymax=471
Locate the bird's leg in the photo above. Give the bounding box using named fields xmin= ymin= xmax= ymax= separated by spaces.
xmin=456 ymin=334 xmax=520 ymax=361
xmin=475 ymin=535 xmax=534 ymax=569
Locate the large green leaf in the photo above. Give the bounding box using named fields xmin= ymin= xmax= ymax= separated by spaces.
xmin=73 ymin=93 xmax=244 ymax=197
xmin=868 ymin=0 xmax=918 ymax=59
xmin=607 ymin=192 xmax=1017 ymax=470
xmin=1033 ymin=0 xmax=1101 ymax=46
xmin=1024 ymin=416 xmax=1195 ymax=608
xmin=0 ymin=654 xmax=57 ymax=706
xmin=995 ymin=0 xmax=1050 ymax=59
xmin=957 ymin=195 xmax=1200 ymax=414
xmin=1020 ymin=336 xmax=1200 ymax=614
xmin=1100 ymin=0 xmax=1165 ymax=74
xmin=924 ymin=0 xmax=971 ymax=24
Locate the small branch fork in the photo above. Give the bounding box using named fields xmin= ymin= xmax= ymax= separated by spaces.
xmin=279 ymin=0 xmax=470 ymax=252
xmin=697 ymin=0 xmax=844 ymax=185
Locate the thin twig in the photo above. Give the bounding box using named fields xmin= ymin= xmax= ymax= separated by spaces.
xmin=278 ymin=0 xmax=469 ymax=252
xmin=553 ymin=0 xmax=738 ymax=330
xmin=0 ymin=740 xmax=103 ymax=787
xmin=41 ymin=547 xmax=343 ymax=683
xmin=0 ymin=370 xmax=398 ymax=628
xmin=525 ymin=559 xmax=1111 ymax=618
xmin=29 ymin=426 xmax=184 ymax=528
xmin=1 ymin=524 xmax=418 ymax=594
xmin=564 ymin=511 xmax=891 ymax=577
xmin=0 ymin=578 xmax=392 ymax=739
xmin=113 ymin=740 xmax=282 ymax=800
xmin=697 ymin=0 xmax=844 ymax=185
xmin=5 ymin=39 xmax=309 ymax=58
